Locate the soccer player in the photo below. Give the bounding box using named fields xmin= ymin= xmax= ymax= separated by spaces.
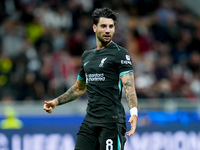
xmin=43 ymin=8 xmax=138 ymax=150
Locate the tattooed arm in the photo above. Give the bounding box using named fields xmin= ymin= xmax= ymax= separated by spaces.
xmin=120 ymin=71 xmax=138 ymax=136
xmin=121 ymin=71 xmax=138 ymax=108
xmin=43 ymin=79 xmax=86 ymax=113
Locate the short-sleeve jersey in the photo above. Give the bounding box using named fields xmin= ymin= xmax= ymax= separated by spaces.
xmin=78 ymin=42 xmax=133 ymax=123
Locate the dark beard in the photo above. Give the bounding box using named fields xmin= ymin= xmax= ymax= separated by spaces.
xmin=97 ymin=33 xmax=111 ymax=45
xmin=100 ymin=39 xmax=110 ymax=45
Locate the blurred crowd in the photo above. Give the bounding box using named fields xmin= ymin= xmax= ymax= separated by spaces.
xmin=0 ymin=0 xmax=199 ymax=103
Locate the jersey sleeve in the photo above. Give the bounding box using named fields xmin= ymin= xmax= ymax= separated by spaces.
xmin=78 ymin=65 xmax=85 ymax=81
xmin=115 ymin=48 xmax=133 ymax=77
xmin=77 ymin=53 xmax=86 ymax=81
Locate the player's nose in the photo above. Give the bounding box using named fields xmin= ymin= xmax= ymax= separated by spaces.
xmin=105 ymin=27 xmax=111 ymax=33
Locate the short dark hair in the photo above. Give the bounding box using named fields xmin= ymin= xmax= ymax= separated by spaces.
xmin=91 ymin=8 xmax=119 ymax=25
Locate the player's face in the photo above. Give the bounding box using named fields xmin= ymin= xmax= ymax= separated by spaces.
xmin=93 ymin=17 xmax=115 ymax=45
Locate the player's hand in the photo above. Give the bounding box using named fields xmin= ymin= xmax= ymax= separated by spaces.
xmin=126 ymin=115 xmax=137 ymax=136
xmin=43 ymin=100 xmax=57 ymax=113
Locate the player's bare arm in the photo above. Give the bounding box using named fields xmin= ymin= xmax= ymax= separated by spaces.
xmin=120 ymin=71 xmax=138 ymax=136
xmin=43 ymin=79 xmax=86 ymax=113
xmin=121 ymin=71 xmax=138 ymax=108
xmin=58 ymin=79 xmax=86 ymax=105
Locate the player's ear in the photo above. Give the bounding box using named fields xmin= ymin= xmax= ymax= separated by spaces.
xmin=93 ymin=24 xmax=97 ymax=33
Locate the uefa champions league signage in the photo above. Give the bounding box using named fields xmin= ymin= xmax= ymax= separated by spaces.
xmin=0 ymin=130 xmax=199 ymax=150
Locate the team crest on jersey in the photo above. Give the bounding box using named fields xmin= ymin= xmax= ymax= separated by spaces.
xmin=99 ymin=57 xmax=107 ymax=67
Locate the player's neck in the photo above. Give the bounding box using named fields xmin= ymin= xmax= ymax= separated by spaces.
xmin=96 ymin=40 xmax=112 ymax=50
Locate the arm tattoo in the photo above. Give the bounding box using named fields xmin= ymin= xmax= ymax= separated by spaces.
xmin=121 ymin=72 xmax=138 ymax=109
xmin=57 ymin=85 xmax=85 ymax=105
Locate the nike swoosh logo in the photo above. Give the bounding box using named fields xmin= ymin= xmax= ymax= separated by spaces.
xmin=84 ymin=61 xmax=89 ymax=66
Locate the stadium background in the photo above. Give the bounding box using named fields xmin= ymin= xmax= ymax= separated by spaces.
xmin=0 ymin=0 xmax=200 ymax=149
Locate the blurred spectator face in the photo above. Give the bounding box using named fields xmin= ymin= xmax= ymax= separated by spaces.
xmin=159 ymin=79 xmax=172 ymax=92
xmin=25 ymin=72 xmax=36 ymax=85
xmin=93 ymin=17 xmax=115 ymax=45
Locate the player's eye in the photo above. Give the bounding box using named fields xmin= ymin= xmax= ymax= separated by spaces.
xmin=109 ymin=25 xmax=114 ymax=28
